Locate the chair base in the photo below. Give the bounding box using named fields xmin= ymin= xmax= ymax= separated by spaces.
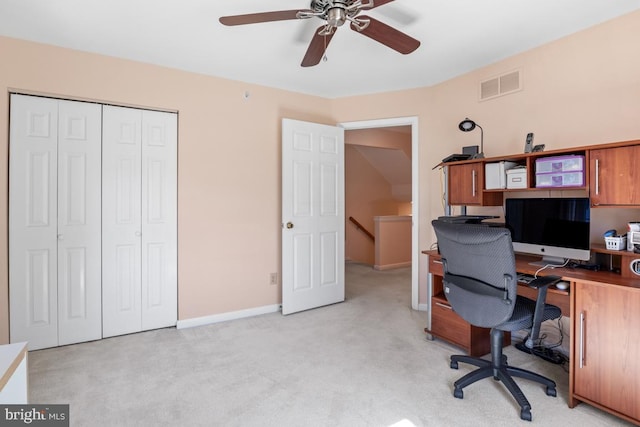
xmin=450 ymin=329 xmax=557 ymax=421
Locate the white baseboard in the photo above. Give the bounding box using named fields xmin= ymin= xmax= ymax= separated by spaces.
xmin=373 ymin=261 xmax=411 ymax=271
xmin=176 ymin=304 xmax=281 ymax=329
xmin=417 ymin=303 xmax=429 ymax=312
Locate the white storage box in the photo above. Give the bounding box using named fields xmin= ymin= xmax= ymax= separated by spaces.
xmin=485 ymin=161 xmax=519 ymax=189
xmin=535 ymin=172 xmax=584 ymax=188
xmin=506 ymin=167 xmax=527 ymax=189
xmin=605 ymin=235 xmax=627 ymax=251
xmin=536 ymin=155 xmax=584 ymax=174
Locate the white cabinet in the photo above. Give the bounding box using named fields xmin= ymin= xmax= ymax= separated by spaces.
xmin=102 ymin=106 xmax=177 ymax=337
xmin=9 ymin=95 xmax=177 ymax=349
xmin=9 ymin=94 xmax=102 ymax=350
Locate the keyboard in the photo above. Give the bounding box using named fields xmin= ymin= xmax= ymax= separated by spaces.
xmin=517 ymin=273 xmax=535 ymax=284
xmin=517 ymin=274 xmax=562 ymax=288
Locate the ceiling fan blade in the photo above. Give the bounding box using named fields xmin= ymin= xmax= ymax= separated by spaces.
xmin=301 ymin=27 xmax=335 ymax=67
xmin=219 ymin=10 xmax=310 ymax=26
xmin=351 ymin=15 xmax=420 ymax=54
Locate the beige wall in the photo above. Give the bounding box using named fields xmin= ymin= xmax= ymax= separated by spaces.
xmin=2 ymin=9 xmax=640 ymax=343
xmin=345 ymin=145 xmax=386 ymax=264
xmin=375 ymin=216 xmax=412 ymax=270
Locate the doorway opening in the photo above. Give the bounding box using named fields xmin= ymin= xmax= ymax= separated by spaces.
xmin=340 ymin=117 xmax=419 ymax=310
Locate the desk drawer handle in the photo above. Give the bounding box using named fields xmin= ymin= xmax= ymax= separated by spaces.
xmin=433 ymin=260 xmax=443 ymax=265
xmin=435 ymin=302 xmax=453 ymax=310
xmin=579 ymin=311 xmax=585 ymax=369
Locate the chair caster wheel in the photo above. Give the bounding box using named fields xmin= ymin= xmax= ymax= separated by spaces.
xmin=453 ymin=388 xmax=463 ymax=399
xmin=520 ymin=409 xmax=532 ymax=421
xmin=450 ymin=360 xmax=458 ymax=369
xmin=546 ymin=386 xmax=557 ymax=397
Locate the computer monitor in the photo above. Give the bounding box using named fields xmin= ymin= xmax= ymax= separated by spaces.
xmin=504 ymin=197 xmax=590 ymax=266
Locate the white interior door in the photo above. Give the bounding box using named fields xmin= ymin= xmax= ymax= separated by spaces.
xmin=57 ymin=99 xmax=102 ymax=346
xmin=9 ymin=95 xmax=60 ymax=349
xmin=140 ymin=110 xmax=177 ymax=330
xmin=9 ymin=95 xmax=102 ymax=350
xmin=102 ymin=105 xmax=143 ymax=337
xmin=102 ymin=106 xmax=177 ymax=337
xmin=282 ymin=118 xmax=345 ymax=315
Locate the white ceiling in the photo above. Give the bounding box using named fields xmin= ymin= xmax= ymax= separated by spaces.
xmin=2 ymin=0 xmax=640 ymax=98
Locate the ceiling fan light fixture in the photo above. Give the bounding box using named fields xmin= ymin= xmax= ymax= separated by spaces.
xmin=327 ymin=7 xmax=346 ymax=26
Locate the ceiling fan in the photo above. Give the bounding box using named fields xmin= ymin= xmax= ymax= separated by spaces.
xmin=219 ymin=0 xmax=420 ymax=67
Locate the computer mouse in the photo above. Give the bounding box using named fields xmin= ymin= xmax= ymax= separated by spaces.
xmin=555 ymin=281 xmax=569 ymax=290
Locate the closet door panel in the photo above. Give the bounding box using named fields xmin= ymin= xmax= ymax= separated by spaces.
xmin=9 ymin=95 xmax=59 ymax=350
xmin=141 ymin=110 xmax=177 ymax=330
xmin=57 ymin=100 xmax=102 ymax=345
xmin=102 ymin=106 xmax=143 ymax=337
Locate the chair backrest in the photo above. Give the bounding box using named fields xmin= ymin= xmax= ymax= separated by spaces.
xmin=431 ymin=220 xmax=518 ymax=328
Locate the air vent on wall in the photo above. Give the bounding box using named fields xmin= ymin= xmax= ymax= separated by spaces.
xmin=479 ymin=69 xmax=522 ymax=101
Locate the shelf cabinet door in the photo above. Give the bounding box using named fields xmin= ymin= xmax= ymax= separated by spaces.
xmin=590 ymin=146 xmax=640 ymax=206
xmin=573 ymin=282 xmax=640 ymax=423
xmin=448 ymin=163 xmax=483 ymax=205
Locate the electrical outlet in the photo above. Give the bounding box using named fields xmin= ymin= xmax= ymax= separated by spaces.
xmin=270 ymin=273 xmax=278 ymax=286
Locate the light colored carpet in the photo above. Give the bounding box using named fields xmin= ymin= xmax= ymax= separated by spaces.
xmin=28 ymin=262 xmax=631 ymax=426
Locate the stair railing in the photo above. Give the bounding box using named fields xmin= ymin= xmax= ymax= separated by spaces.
xmin=348 ymin=216 xmax=375 ymax=242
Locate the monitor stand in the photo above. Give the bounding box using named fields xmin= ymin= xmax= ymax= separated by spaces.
xmin=528 ymin=256 xmax=567 ymax=267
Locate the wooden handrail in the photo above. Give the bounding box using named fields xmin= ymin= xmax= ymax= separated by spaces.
xmin=348 ymin=216 xmax=375 ymax=242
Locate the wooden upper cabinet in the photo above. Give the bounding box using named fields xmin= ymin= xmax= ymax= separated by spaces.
xmin=448 ymin=163 xmax=482 ymax=205
xmin=590 ymin=145 xmax=640 ymax=206
xmin=448 ymin=162 xmax=502 ymax=206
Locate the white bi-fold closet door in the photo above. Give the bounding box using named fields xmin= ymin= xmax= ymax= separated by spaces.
xmin=9 ymin=95 xmax=177 ymax=350
xmin=102 ymin=105 xmax=177 ymax=338
xmin=9 ymin=95 xmax=103 ymax=350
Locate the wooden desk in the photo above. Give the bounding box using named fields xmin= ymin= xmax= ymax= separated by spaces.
xmin=424 ymin=251 xmax=569 ymax=355
xmin=423 ymin=249 xmax=640 ymax=425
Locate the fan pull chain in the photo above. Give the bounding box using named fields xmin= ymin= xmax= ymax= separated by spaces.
xmin=323 ymin=34 xmax=328 ymax=62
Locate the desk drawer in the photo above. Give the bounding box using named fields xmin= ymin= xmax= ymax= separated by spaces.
xmin=429 ymin=255 xmax=443 ymax=276
xmin=431 ymin=299 xmax=470 ymax=349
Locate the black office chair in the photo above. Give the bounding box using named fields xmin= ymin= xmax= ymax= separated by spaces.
xmin=431 ymin=220 xmax=562 ymax=421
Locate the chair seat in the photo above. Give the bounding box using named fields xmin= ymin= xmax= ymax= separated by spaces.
xmin=498 ymin=295 xmax=561 ymax=332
